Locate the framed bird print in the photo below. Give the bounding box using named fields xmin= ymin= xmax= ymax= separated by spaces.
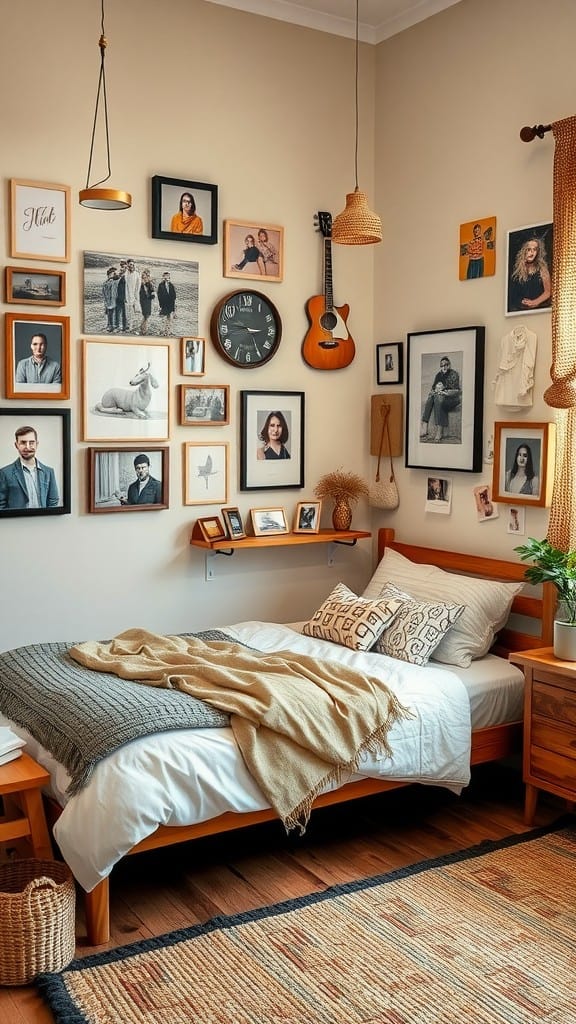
xmin=183 ymin=441 xmax=229 ymax=505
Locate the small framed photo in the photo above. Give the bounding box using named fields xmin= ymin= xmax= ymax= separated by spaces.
xmin=179 ymin=384 xmax=229 ymax=426
xmin=196 ymin=515 xmax=227 ymax=542
xmin=10 ymin=179 xmax=71 ymax=262
xmin=425 ymin=476 xmax=452 ymax=514
xmin=458 ymin=216 xmax=496 ymax=280
xmin=293 ymin=500 xmax=322 ymax=533
xmin=376 ymin=343 xmax=403 ymax=385
xmin=5 ymin=267 xmax=66 ymax=307
xmin=250 ymin=507 xmax=289 ymax=537
xmin=222 ymin=506 xmax=246 ymax=540
xmin=88 ymin=447 xmax=169 ymax=513
xmin=507 ymin=505 xmax=525 ymax=535
xmin=181 ymin=337 xmax=205 ymax=376
xmin=184 ymin=441 xmax=229 ymax=506
xmin=505 ymin=222 xmax=553 ymax=316
xmin=5 ymin=313 xmax=70 ymax=400
xmin=151 ymin=175 xmax=218 ymax=245
xmin=224 ymin=220 xmax=284 ymax=283
xmin=82 ymin=338 xmax=170 ymax=442
xmin=473 ymin=483 xmax=499 ymax=522
xmin=492 ymin=421 xmax=556 ymax=507
xmin=0 ymin=408 xmax=71 ymax=517
xmin=240 ymin=390 xmax=305 ymax=491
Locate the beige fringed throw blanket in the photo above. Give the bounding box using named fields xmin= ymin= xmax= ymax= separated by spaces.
xmin=70 ymin=629 xmax=411 ymax=832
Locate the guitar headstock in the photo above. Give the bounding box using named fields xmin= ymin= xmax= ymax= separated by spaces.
xmin=314 ymin=211 xmax=333 ymax=238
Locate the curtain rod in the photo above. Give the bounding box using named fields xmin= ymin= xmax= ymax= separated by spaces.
xmin=520 ymin=124 xmax=552 ymax=142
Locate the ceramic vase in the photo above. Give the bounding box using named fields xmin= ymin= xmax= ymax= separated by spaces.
xmin=553 ymin=620 xmax=576 ymax=661
xmin=332 ymin=499 xmax=352 ymax=531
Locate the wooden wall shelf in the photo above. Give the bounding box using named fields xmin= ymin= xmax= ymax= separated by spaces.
xmin=190 ymin=524 xmax=371 ymax=554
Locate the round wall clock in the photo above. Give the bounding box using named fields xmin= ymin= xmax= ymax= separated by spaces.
xmin=210 ymin=289 xmax=282 ymax=368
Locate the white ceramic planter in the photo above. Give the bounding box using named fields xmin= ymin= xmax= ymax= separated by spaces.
xmin=553 ymin=620 xmax=576 ymax=661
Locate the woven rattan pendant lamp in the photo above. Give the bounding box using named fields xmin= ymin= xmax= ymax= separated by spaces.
xmin=332 ymin=0 xmax=382 ymax=246
xmin=79 ymin=0 xmax=131 ymax=210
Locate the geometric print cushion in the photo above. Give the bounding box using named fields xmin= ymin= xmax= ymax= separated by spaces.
xmin=302 ymin=581 xmax=404 ymax=652
xmin=373 ymin=582 xmax=466 ymax=666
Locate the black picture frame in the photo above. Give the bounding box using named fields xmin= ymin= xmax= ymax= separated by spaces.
xmin=88 ymin=447 xmax=169 ymax=513
xmin=151 ymin=175 xmax=218 ymax=245
xmin=240 ymin=390 xmax=305 ymax=491
xmin=376 ymin=342 xmax=403 ymax=385
xmin=0 ymin=408 xmax=71 ymax=517
xmin=405 ymin=326 xmax=485 ymax=473
xmin=505 ymin=222 xmax=553 ymax=316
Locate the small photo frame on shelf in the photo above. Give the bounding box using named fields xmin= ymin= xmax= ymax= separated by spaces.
xmin=10 ymin=179 xmax=71 ymax=262
xmin=183 ymin=441 xmax=229 ymax=506
xmin=82 ymin=338 xmax=170 ymax=443
xmin=492 ymin=421 xmax=556 ymax=507
xmin=88 ymin=447 xmax=169 ymax=513
xmin=196 ymin=515 xmax=227 ymax=542
xmin=505 ymin=222 xmax=553 ymax=316
xmin=376 ymin=343 xmax=403 ymax=385
xmin=179 ymin=384 xmax=229 ymax=426
xmin=293 ymin=500 xmax=322 ymax=533
xmin=151 ymin=175 xmax=218 ymax=245
xmin=5 ymin=267 xmax=66 ymax=306
xmin=222 ymin=506 xmax=246 ymax=540
xmin=224 ymin=220 xmax=284 ymax=282
xmin=181 ymin=337 xmax=205 ymax=376
xmin=5 ymin=312 xmax=70 ymax=400
xmin=250 ymin=507 xmax=289 ymax=537
xmin=0 ymin=408 xmax=71 ymax=518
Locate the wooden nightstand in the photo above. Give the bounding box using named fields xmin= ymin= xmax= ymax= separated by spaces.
xmin=0 ymin=751 xmax=53 ymax=859
xmin=510 ymin=647 xmax=576 ymax=824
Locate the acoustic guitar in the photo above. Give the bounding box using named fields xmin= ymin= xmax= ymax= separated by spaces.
xmin=302 ymin=211 xmax=356 ymax=370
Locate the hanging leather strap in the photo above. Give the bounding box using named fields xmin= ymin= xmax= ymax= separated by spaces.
xmin=375 ymin=404 xmax=395 ymax=484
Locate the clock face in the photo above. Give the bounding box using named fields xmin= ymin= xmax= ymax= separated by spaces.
xmin=210 ymin=290 xmax=282 ymax=368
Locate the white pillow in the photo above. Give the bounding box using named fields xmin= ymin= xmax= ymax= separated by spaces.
xmin=373 ymin=583 xmax=465 ymax=666
xmin=363 ymin=547 xmax=522 ymax=667
xmin=302 ymin=582 xmax=403 ymax=652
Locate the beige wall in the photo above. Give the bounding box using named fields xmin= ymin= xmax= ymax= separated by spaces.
xmin=0 ymin=0 xmax=572 ymax=649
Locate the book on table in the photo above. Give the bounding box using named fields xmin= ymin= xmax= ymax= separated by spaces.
xmin=0 ymin=726 xmax=26 ymax=767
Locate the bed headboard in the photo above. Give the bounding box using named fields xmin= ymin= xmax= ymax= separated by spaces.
xmin=377 ymin=528 xmax=555 ymax=656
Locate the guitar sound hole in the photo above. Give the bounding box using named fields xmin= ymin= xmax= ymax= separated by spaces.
xmin=319 ymin=340 xmax=339 ymax=349
xmin=320 ymin=311 xmax=337 ymax=331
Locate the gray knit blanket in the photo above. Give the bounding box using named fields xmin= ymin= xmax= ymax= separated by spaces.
xmin=0 ymin=631 xmax=238 ymax=796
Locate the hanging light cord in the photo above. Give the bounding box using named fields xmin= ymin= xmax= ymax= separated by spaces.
xmin=84 ymin=0 xmax=112 ymax=190
xmin=353 ymin=0 xmax=359 ymax=190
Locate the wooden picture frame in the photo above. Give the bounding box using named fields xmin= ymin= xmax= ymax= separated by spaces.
xmin=82 ymin=338 xmax=170 ymax=442
xmin=221 ymin=506 xmax=246 ymax=540
xmin=224 ymin=220 xmax=284 ymax=283
xmin=183 ymin=441 xmax=229 ymax=506
xmin=4 ymin=313 xmax=70 ymax=400
xmin=376 ymin=343 xmax=403 ymax=385
xmin=250 ymin=507 xmax=289 ymax=537
xmin=293 ymin=500 xmax=322 ymax=533
xmin=196 ymin=515 xmax=227 ymax=542
xmin=181 ymin=337 xmax=205 ymax=376
xmin=5 ymin=267 xmax=66 ymax=307
xmin=505 ymin=222 xmax=553 ymax=316
xmin=405 ymin=326 xmax=485 ymax=473
xmin=179 ymin=384 xmax=229 ymax=426
xmin=151 ymin=175 xmax=218 ymax=245
xmin=492 ymin=421 xmax=556 ymax=507
xmin=0 ymin=408 xmax=71 ymax=517
xmin=10 ymin=179 xmax=71 ymax=262
xmin=240 ymin=390 xmax=305 ymax=491
xmin=88 ymin=447 xmax=169 ymax=513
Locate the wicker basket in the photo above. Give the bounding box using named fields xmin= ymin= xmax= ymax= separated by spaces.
xmin=0 ymin=859 xmax=76 ymax=986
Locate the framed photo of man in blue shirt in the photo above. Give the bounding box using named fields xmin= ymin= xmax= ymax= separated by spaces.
xmin=5 ymin=312 xmax=70 ymax=401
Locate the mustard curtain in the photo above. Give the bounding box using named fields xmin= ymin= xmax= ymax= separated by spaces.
xmin=545 ymin=117 xmax=576 ymax=550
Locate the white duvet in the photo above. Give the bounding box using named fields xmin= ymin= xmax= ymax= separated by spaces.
xmin=5 ymin=621 xmax=483 ymax=891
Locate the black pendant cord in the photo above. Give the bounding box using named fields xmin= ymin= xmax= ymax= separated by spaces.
xmin=84 ymin=0 xmax=112 ymax=190
xmin=353 ymin=0 xmax=359 ymax=190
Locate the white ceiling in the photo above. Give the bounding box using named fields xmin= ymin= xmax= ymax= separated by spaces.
xmin=204 ymin=0 xmax=463 ymax=43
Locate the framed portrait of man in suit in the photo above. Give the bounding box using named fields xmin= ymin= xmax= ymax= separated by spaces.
xmin=0 ymin=408 xmax=70 ymax=518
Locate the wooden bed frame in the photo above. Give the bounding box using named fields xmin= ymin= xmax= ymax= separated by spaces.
xmin=53 ymin=528 xmax=556 ymax=945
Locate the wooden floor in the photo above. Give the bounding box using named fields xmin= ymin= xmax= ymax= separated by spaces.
xmin=1 ymin=763 xmax=564 ymax=1023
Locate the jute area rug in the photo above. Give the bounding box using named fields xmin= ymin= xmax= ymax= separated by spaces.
xmin=37 ymin=821 xmax=576 ymax=1024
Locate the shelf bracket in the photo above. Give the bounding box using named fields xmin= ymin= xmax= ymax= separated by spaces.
xmin=333 ymin=537 xmax=358 ymax=547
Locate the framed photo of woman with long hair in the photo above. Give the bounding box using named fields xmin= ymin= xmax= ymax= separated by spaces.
xmin=505 ymin=223 xmax=553 ymax=316
xmin=492 ymin=421 xmax=556 ymax=507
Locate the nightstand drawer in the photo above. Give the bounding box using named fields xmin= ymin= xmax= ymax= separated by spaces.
xmin=530 ymin=745 xmax=576 ymax=789
xmin=533 ymin=680 xmax=576 ymax=725
xmin=531 ymin=717 xmax=576 ymax=760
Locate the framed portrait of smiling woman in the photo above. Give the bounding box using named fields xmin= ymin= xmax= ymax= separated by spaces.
xmin=492 ymin=421 xmax=556 ymax=507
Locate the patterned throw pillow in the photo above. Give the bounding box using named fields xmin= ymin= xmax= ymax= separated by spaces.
xmin=373 ymin=583 xmax=465 ymax=666
xmin=302 ymin=582 xmax=403 ymax=652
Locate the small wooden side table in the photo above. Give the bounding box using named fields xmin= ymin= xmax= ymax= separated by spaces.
xmin=0 ymin=751 xmax=53 ymax=859
xmin=510 ymin=647 xmax=576 ymax=825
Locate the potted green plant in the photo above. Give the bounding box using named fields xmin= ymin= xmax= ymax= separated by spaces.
xmin=515 ymin=537 xmax=576 ymax=660
xmin=314 ymin=470 xmax=368 ymax=531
